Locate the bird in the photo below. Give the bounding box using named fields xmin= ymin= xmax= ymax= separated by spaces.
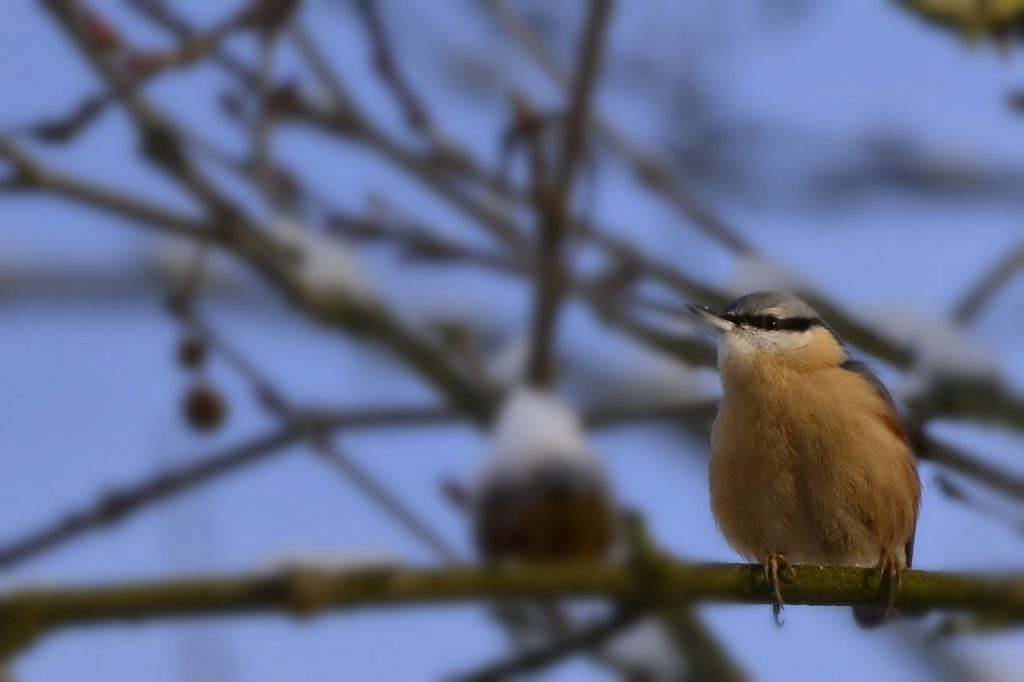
xmin=471 ymin=388 xmax=615 ymax=564
xmin=686 ymin=291 xmax=920 ymax=626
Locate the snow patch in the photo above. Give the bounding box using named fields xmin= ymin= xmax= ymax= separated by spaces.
xmin=723 ymin=256 xmax=808 ymax=297
xmin=855 ymin=301 xmax=997 ymax=388
xmin=255 ymin=550 xmax=397 ymax=574
xmin=487 ymin=335 xmax=530 ymax=388
xmin=600 ymin=618 xmax=687 ymax=680
xmin=267 ymin=215 xmax=376 ymax=303
xmin=569 ymin=341 xmax=719 ymax=410
xmin=476 ymin=388 xmax=600 ymax=485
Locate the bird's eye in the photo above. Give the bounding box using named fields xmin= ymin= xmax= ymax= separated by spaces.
xmin=765 ymin=316 xmax=780 ymax=330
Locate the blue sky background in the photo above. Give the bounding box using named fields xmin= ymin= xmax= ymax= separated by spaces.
xmin=2 ymin=1 xmax=1024 ymax=680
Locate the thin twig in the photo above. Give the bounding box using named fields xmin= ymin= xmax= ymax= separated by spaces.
xmin=42 ymin=0 xmax=241 ymax=216
xmin=252 ymin=31 xmax=280 ymax=204
xmin=0 ymin=137 xmax=207 ymax=241
xmin=952 ymin=243 xmax=1024 ymax=326
xmin=354 ymin=0 xmax=432 ymax=134
xmin=524 ymin=0 xmax=613 ymax=387
xmin=0 ymin=425 xmax=301 ymax=571
xmin=657 ymin=607 xmax=747 ymax=682
xmin=0 ymin=399 xmax=716 ymax=574
xmin=178 ymin=308 xmax=462 ymax=563
xmin=4 ymin=5 xmax=249 ymax=146
xmin=449 ymin=608 xmax=643 ymax=682
xmin=289 ymin=21 xmax=355 ymax=109
xmin=917 ymin=432 xmax=1024 ymax=502
xmin=484 ymin=0 xmax=755 ymax=255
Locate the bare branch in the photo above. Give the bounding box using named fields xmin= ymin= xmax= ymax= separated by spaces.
xmin=484 ymin=0 xmax=755 ymax=255
xmin=0 ymin=425 xmax=301 ymax=571
xmin=41 ymin=0 xmax=237 ymax=215
xmin=3 ymin=562 xmax=1024 ymax=659
xmin=176 ymin=308 xmax=463 ymax=562
xmin=354 ymin=0 xmax=432 ymax=134
xmin=289 ymin=22 xmax=355 ymax=109
xmin=952 ymin=243 xmax=1024 ymax=326
xmin=0 ymin=137 xmax=206 ymax=241
xmin=0 ymin=398 xmax=704 ymax=577
xmin=916 ymin=431 xmax=1024 ymax=502
xmin=2 ymin=398 xmax=1017 ymax=576
xmin=657 ymin=607 xmax=747 ymax=682
xmin=449 ymin=607 xmax=643 ymax=682
xmin=524 ymin=0 xmax=612 ymax=387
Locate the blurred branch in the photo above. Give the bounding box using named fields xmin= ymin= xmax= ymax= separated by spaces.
xmin=0 ymin=136 xmax=497 ymax=423
xmin=134 ymin=0 xmax=523 ymax=249
xmin=41 ymin=0 xmax=237 ymax=214
xmin=449 ymin=607 xmax=643 ymax=682
xmin=176 ymin=307 xmax=462 ymax=562
xmin=915 ymin=431 xmax=1024 ymax=502
xmin=657 ymin=607 xmax=746 ymax=682
xmin=952 ymin=242 xmax=1024 ymax=326
xmin=126 ymin=0 xmax=257 ymax=88
xmin=895 ymin=0 xmax=1024 ymax=41
xmin=251 ymin=28 xmax=281 ymax=204
xmin=135 ymin=0 xmax=1018 ymax=430
xmin=0 ymin=399 xmax=715 ymax=573
xmin=1 ymin=393 xmax=1014 ymax=577
xmin=354 ymin=0 xmax=432 ymax=134
xmin=618 ymin=510 xmax=748 ymax=682
xmin=0 ymin=425 xmax=301 ymax=571
xmin=289 ymin=21 xmax=355 ymax=108
xmin=479 ymin=3 xmax=969 ymax=376
xmin=934 ymin=474 xmax=1024 ymax=535
xmin=7 ymin=131 xmax=1024 ymax=485
xmin=0 ymin=138 xmax=205 ymax=241
xmin=485 ymin=0 xmax=755 ymax=255
xmin=908 ymin=375 xmax=1024 ymax=430
xmin=33 ymin=0 xmax=1024 ymax=435
xmin=3 ymin=562 xmax=1023 ymax=660
xmin=524 ymin=0 xmax=612 ymax=387
xmin=4 ymin=5 xmax=249 ymax=146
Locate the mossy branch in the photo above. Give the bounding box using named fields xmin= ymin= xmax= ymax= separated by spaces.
xmin=2 ymin=561 xmax=1023 ymax=660
xmin=895 ymin=0 xmax=1024 ymax=40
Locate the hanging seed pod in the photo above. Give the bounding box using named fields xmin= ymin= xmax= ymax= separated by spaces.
xmin=183 ymin=383 xmax=227 ymax=432
xmin=176 ymin=336 xmax=207 ymax=371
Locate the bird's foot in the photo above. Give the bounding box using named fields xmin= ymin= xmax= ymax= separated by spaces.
xmin=875 ymin=552 xmax=903 ymax=621
xmin=762 ymin=552 xmax=793 ymax=627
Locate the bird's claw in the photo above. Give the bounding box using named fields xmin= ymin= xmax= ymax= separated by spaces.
xmin=763 ymin=553 xmax=792 ymax=627
xmin=876 ymin=553 xmax=903 ymax=621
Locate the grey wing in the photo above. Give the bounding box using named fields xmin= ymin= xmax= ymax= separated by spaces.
xmin=840 ymin=359 xmax=917 ymax=567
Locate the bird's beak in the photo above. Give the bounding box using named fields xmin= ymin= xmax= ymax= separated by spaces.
xmin=685 ymin=303 xmax=734 ymax=334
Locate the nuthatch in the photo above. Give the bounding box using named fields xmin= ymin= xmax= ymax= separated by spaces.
xmin=472 ymin=388 xmax=614 ymax=563
xmin=687 ymin=291 xmax=920 ymax=626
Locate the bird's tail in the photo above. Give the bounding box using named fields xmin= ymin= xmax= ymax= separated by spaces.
xmin=852 ymin=606 xmax=889 ymax=628
xmin=852 ymin=606 xmax=927 ymax=628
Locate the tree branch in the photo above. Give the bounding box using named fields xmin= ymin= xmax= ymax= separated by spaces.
xmin=524 ymin=0 xmax=612 ymax=387
xmin=952 ymin=242 xmax=1024 ymax=326
xmin=484 ymin=0 xmax=755 ymax=255
xmin=0 ymin=400 xmax=717 ymax=573
xmin=0 ymin=425 xmax=301 ymax=571
xmin=449 ymin=607 xmax=643 ymax=682
xmin=895 ymin=0 xmax=1024 ymax=41
xmin=1 ymin=561 xmax=1021 ymax=660
xmin=41 ymin=0 xmax=236 ymax=214
xmin=354 ymin=0 xmax=432 ymax=135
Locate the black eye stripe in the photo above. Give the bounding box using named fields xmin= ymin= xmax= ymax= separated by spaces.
xmin=721 ymin=313 xmax=819 ymax=332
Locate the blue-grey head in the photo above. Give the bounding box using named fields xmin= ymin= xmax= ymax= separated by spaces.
xmin=686 ymin=291 xmax=841 ymax=360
